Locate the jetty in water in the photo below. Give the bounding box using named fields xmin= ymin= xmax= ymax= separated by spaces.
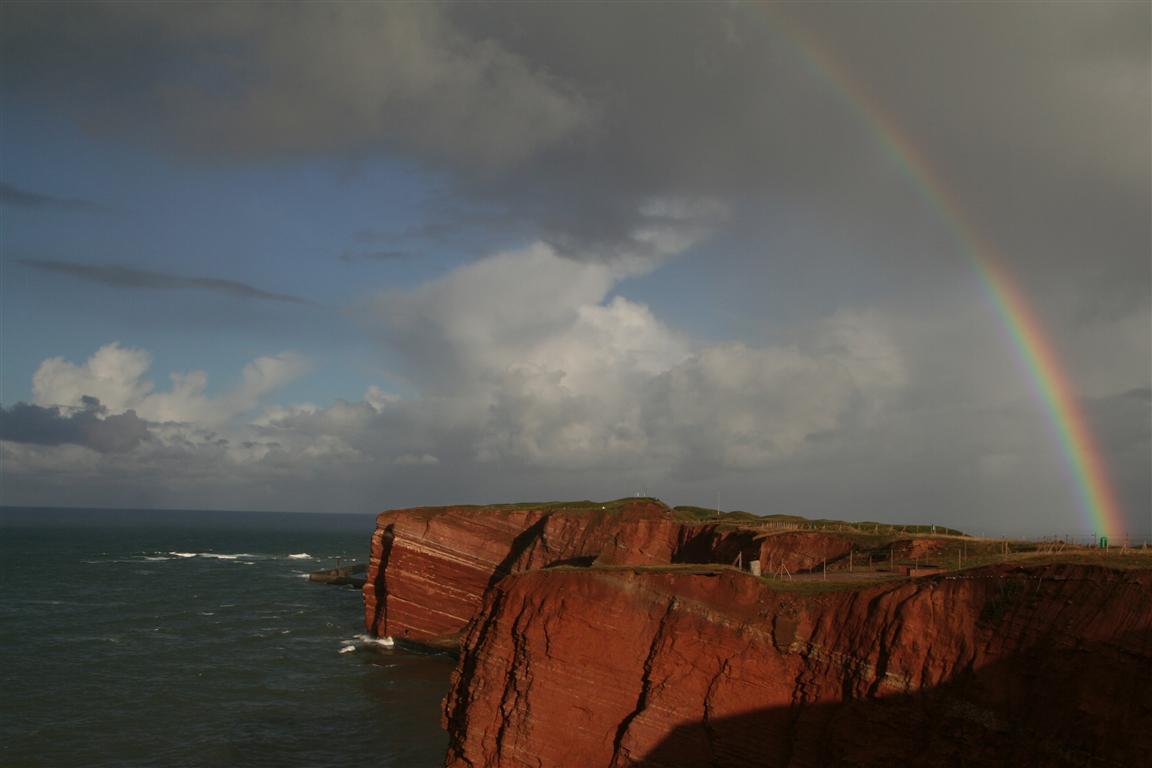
xmin=307 ymin=559 xmax=368 ymax=588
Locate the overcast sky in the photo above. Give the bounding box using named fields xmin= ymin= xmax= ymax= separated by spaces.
xmin=1 ymin=1 xmax=1148 ymax=537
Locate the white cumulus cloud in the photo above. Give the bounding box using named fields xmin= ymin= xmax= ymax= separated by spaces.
xmin=380 ymin=242 xmax=905 ymax=471
xmin=31 ymin=343 xmax=309 ymax=426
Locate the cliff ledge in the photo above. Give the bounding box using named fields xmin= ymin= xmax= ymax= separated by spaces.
xmin=362 ymin=500 xmax=1152 ymax=766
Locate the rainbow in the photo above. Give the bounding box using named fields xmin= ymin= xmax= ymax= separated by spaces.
xmin=784 ymin=22 xmax=1126 ymax=539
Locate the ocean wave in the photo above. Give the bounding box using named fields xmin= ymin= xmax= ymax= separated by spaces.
xmin=165 ymin=552 xmax=259 ymax=560
xmin=288 ymin=553 xmax=312 ymax=560
xmin=352 ymin=633 xmax=395 ymax=649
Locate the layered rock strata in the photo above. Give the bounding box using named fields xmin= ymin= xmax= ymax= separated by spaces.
xmin=364 ymin=500 xmax=680 ymax=644
xmin=443 ymin=564 xmax=1152 ymax=767
xmin=363 ymin=501 xmax=862 ymax=645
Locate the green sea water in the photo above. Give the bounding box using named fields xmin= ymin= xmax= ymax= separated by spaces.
xmin=0 ymin=508 xmax=455 ymax=767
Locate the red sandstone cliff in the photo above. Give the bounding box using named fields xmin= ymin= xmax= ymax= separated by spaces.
xmin=443 ymin=564 xmax=1152 ymax=767
xmin=363 ymin=500 xmax=862 ymax=645
xmin=361 ymin=503 xmax=1151 ymax=765
xmin=363 ymin=500 xmax=686 ymax=644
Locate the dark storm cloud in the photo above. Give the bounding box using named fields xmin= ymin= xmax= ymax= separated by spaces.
xmin=0 ymin=182 xmax=105 ymax=212
xmin=0 ymin=397 xmax=150 ymax=453
xmin=19 ymin=259 xmax=312 ymax=305
xmin=0 ymin=2 xmax=592 ymax=170
xmin=449 ymin=1 xmax=1149 ymax=288
xmin=3 ymin=1 xmax=1144 ymax=295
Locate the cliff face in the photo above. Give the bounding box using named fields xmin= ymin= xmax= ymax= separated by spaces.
xmin=363 ymin=501 xmax=861 ymax=644
xmin=678 ymin=528 xmax=855 ymax=575
xmin=363 ymin=500 xmax=687 ymax=644
xmin=362 ymin=503 xmax=1151 ymax=764
xmin=443 ymin=564 xmax=1152 ymax=768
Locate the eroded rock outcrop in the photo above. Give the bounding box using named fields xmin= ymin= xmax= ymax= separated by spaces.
xmin=443 ymin=564 xmax=1152 ymax=767
xmin=678 ymin=528 xmax=856 ymax=575
xmin=364 ymin=500 xmax=687 ymax=644
xmin=363 ymin=500 xmax=862 ymax=645
xmin=361 ymin=502 xmax=1150 ymax=765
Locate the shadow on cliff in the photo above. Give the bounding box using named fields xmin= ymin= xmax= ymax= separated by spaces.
xmin=487 ymin=515 xmax=552 ymax=589
xmin=672 ymin=527 xmax=757 ymax=566
xmin=367 ymin=524 xmax=394 ymax=636
xmin=634 ymin=628 xmax=1151 ymax=768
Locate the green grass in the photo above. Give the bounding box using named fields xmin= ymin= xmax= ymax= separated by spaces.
xmin=394 ymin=498 xmax=972 ymax=537
xmin=456 ymin=497 xmax=665 ymax=511
xmin=975 ymin=549 xmax=1152 ymax=570
xmin=497 ymin=497 xmax=665 ymax=510
xmin=758 ymin=577 xmax=899 ymax=594
xmin=853 ymin=521 xmax=966 ymax=536
xmin=548 ymin=562 xmax=905 ymax=594
xmin=812 ymin=539 xmax=1152 ymax=577
xmin=670 ymin=506 xmax=966 ymax=535
xmin=534 ymin=550 xmax=1152 ymax=597
xmin=671 ymin=506 xmax=761 ymax=523
xmin=549 ymin=562 xmax=742 ymax=576
xmin=394 ymin=497 xmax=669 ymax=518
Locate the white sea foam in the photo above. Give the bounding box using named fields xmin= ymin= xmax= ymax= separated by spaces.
xmin=353 ymin=633 xmax=395 ymax=649
xmin=338 ymin=645 xmax=356 ymax=654
xmin=288 ymin=553 xmax=312 ymax=560
xmin=142 ymin=556 xmax=174 ymax=561
xmin=166 ymin=552 xmax=260 ymax=561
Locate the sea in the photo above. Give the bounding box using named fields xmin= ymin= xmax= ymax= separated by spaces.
xmin=0 ymin=508 xmax=456 ymax=767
